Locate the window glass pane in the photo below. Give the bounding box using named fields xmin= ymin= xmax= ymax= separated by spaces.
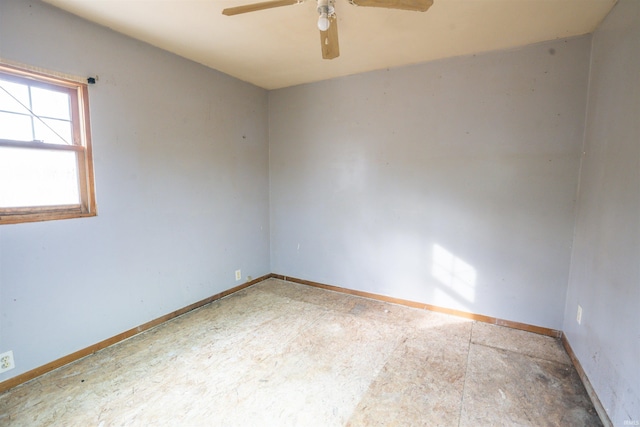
xmin=0 ymin=79 xmax=30 ymax=114
xmin=34 ymin=118 xmax=73 ymax=145
xmin=0 ymin=111 xmax=33 ymax=141
xmin=31 ymin=86 xmax=70 ymax=120
xmin=0 ymin=146 xmax=79 ymax=207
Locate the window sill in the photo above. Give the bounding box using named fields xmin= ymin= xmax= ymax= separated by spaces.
xmin=0 ymin=209 xmax=97 ymax=225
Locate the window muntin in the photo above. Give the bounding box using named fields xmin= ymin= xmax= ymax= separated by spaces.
xmin=0 ymin=64 xmax=96 ymax=224
xmin=0 ymin=76 xmax=74 ymax=145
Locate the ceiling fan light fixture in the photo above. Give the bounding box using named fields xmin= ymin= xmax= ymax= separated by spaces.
xmin=318 ymin=12 xmax=330 ymax=31
xmin=317 ymin=0 xmax=334 ymax=31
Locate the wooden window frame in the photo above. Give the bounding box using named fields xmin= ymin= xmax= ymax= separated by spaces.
xmin=0 ymin=63 xmax=97 ymax=225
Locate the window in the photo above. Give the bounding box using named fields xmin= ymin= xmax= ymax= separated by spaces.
xmin=0 ymin=63 xmax=96 ymax=224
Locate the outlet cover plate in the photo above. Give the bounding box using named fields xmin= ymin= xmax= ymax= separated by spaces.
xmin=0 ymin=350 xmax=15 ymax=373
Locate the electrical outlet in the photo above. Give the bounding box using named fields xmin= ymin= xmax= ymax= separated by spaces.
xmin=235 ymin=269 xmax=242 ymax=281
xmin=0 ymin=351 xmax=15 ymax=373
xmin=577 ymin=305 xmax=583 ymax=325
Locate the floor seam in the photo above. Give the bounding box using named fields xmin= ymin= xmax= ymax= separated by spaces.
xmin=457 ymin=321 xmax=475 ymax=427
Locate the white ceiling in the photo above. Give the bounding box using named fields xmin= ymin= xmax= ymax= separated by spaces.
xmin=43 ymin=0 xmax=616 ymax=90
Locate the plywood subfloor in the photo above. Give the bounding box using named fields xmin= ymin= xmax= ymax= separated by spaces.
xmin=0 ymin=279 xmax=602 ymax=426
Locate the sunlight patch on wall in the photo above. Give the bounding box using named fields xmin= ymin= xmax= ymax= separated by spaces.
xmin=431 ymin=244 xmax=477 ymax=303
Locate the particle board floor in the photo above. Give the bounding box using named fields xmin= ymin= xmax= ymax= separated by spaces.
xmin=0 ymin=278 xmax=602 ymax=426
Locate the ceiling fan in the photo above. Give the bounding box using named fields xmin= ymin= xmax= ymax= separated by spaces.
xmin=222 ymin=0 xmax=434 ymax=60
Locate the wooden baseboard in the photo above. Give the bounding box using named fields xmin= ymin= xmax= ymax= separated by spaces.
xmin=271 ymin=274 xmax=562 ymax=338
xmin=0 ymin=274 xmax=270 ymax=394
xmin=561 ymin=334 xmax=613 ymax=427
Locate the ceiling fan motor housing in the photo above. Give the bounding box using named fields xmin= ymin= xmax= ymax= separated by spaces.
xmin=317 ymin=0 xmax=335 ymax=17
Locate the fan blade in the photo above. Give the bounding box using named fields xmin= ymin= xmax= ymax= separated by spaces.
xmin=349 ymin=0 xmax=433 ymax=12
xmin=320 ymin=15 xmax=340 ymax=60
xmin=222 ymin=0 xmax=300 ymax=16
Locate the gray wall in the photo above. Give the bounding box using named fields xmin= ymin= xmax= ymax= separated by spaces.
xmin=269 ymin=37 xmax=591 ymax=330
xmin=563 ymin=0 xmax=640 ymax=424
xmin=0 ymin=0 xmax=270 ymax=382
